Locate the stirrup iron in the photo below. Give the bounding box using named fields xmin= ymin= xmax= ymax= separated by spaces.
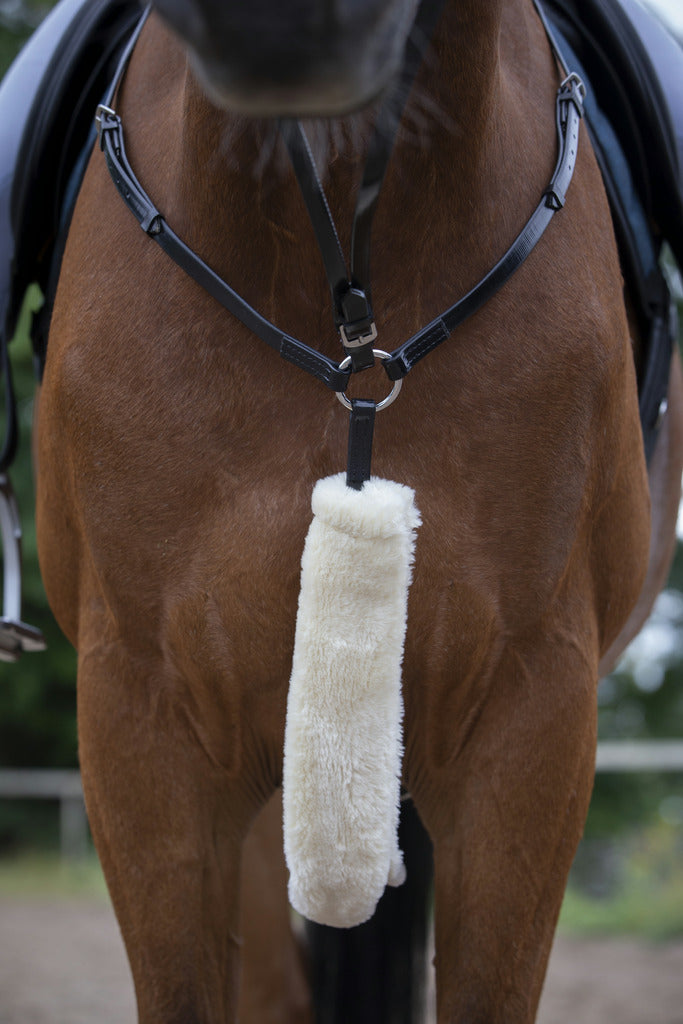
xmin=0 ymin=473 xmax=46 ymax=662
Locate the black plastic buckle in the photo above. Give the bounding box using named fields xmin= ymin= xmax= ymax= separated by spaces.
xmin=544 ymin=187 xmax=564 ymax=212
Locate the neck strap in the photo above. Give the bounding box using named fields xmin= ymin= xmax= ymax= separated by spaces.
xmin=279 ymin=0 xmax=449 ymax=372
xmin=94 ymin=0 xmax=589 ymax=403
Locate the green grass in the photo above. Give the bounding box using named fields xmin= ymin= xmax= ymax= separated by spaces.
xmin=0 ymin=853 xmax=109 ymax=902
xmin=2 ymin=824 xmax=683 ymax=943
xmin=559 ymin=882 xmax=683 ymax=940
xmin=559 ymin=823 xmax=683 ymax=940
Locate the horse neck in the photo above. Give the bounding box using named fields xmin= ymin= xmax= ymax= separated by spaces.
xmin=130 ymin=0 xmax=554 ymax=333
xmin=170 ymin=0 xmax=540 ymax=204
xmin=429 ymin=0 xmax=506 ymax=136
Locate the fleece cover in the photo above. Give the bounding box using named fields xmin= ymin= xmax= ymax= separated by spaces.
xmin=283 ymin=473 xmax=420 ymax=928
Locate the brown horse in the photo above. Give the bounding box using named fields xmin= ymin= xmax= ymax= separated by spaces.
xmin=35 ymin=0 xmax=682 ymax=1020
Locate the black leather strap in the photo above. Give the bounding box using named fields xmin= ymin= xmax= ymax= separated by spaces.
xmin=279 ymin=117 xmax=378 ymax=371
xmin=383 ymin=72 xmax=585 ymax=380
xmin=97 ymin=107 xmax=351 ymax=392
xmin=280 ymin=0 xmax=448 ymax=372
xmin=349 ymin=0 xmax=449 ymax=298
xmin=278 ymin=119 xmax=348 ymax=319
xmin=639 ymin=277 xmax=676 ymax=462
xmin=100 ymin=2 xmax=150 ymax=112
xmin=346 ymin=398 xmax=376 ymax=489
xmin=0 ymin=333 xmax=17 ymax=473
xmin=97 ymin=3 xmax=584 ymax=399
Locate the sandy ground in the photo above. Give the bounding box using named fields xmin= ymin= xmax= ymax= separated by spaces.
xmin=0 ymin=899 xmax=682 ymax=1023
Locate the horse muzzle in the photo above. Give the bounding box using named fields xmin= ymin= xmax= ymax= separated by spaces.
xmin=152 ymin=0 xmax=421 ymax=116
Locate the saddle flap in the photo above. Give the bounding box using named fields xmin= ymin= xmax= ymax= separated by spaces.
xmin=541 ymin=0 xmax=683 ymax=271
xmin=0 ymin=0 xmax=142 ymax=344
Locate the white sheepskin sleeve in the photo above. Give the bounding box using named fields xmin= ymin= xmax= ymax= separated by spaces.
xmin=283 ymin=473 xmax=420 ymax=928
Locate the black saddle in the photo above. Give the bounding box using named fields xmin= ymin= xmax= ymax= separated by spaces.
xmin=542 ymin=0 xmax=683 ymax=270
xmin=0 ymin=0 xmax=142 ymax=362
xmin=540 ymin=0 xmax=683 ymax=460
xmin=0 ymin=0 xmax=140 ymax=658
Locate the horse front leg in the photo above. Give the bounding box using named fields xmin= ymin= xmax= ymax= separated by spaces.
xmin=413 ymin=623 xmax=599 ymax=1024
xmin=77 ymin=630 xmax=256 ymax=1024
xmin=239 ymin=789 xmax=312 ymax=1024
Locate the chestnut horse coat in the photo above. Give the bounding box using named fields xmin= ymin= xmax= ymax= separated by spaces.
xmin=35 ymin=0 xmax=683 ymax=1020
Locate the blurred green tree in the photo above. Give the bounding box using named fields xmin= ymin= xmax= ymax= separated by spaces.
xmin=0 ymin=2 xmax=77 ymax=770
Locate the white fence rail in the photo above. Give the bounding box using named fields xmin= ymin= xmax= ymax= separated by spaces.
xmin=1 ymin=743 xmax=683 ymax=860
xmin=596 ymin=740 xmax=683 ymax=772
xmin=0 ymin=768 xmax=87 ymax=859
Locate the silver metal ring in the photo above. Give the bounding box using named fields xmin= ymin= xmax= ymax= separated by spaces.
xmin=335 ymin=349 xmax=403 ymax=412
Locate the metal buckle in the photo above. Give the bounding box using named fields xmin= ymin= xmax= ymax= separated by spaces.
xmin=95 ymin=103 xmax=117 ymax=136
xmin=0 ymin=620 xmax=46 ymax=663
xmin=558 ymin=72 xmax=586 ymax=119
xmin=339 ymin=321 xmax=378 ymax=350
